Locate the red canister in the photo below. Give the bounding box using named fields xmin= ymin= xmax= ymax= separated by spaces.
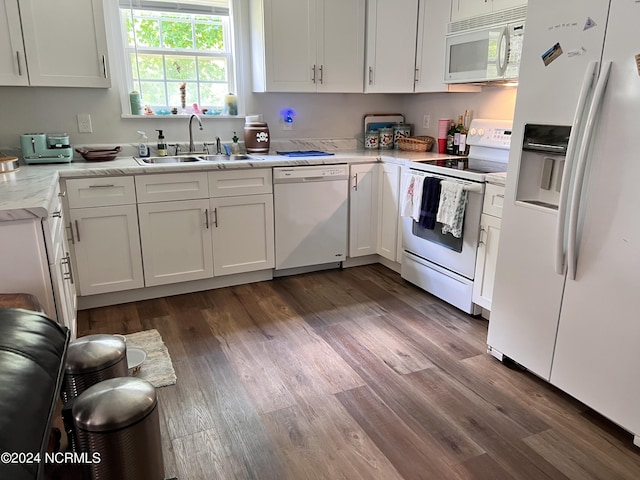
xmin=244 ymin=122 xmax=270 ymax=154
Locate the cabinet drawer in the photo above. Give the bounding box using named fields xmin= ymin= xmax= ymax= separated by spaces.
xmin=136 ymin=172 xmax=209 ymax=203
xmin=66 ymin=177 xmax=136 ymax=208
xmin=208 ymin=169 xmax=272 ymax=197
xmin=483 ymin=183 xmax=505 ymax=218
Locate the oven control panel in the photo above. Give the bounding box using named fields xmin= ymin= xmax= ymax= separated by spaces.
xmin=466 ymin=119 xmax=513 ymax=150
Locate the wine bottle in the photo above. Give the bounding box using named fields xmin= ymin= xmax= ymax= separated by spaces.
xmin=446 ymin=121 xmax=456 ymax=155
xmin=453 ymin=115 xmax=464 ymax=155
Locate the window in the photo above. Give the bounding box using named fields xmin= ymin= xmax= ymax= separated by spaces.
xmin=119 ymin=0 xmax=235 ymax=115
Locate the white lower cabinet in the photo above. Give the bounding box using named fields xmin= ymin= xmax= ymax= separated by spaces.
xmin=69 ymin=205 xmax=144 ymax=295
xmin=138 ymin=199 xmax=213 ymax=286
xmin=349 ymin=163 xmax=379 ymax=257
xmin=210 ymin=194 xmax=275 ymax=276
xmin=377 ymin=162 xmax=401 ymax=262
xmin=472 ymin=182 xmax=505 ymax=310
xmin=65 ymin=176 xmax=144 ymax=296
xmin=51 ymin=231 xmax=77 ymax=338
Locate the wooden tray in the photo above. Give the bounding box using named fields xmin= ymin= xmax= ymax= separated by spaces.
xmin=364 ymin=113 xmax=404 ymax=133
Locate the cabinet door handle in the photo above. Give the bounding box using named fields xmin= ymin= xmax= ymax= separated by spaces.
xmin=319 ymin=65 xmax=324 ymax=84
xmin=66 ymin=222 xmax=75 ymax=245
xmin=102 ymin=55 xmax=108 ymax=79
xmin=213 ymin=207 xmax=218 ymax=228
xmin=496 ymin=194 xmax=504 ymax=198
xmin=52 ymin=210 xmax=62 ymax=218
xmin=368 ymin=67 xmax=373 ymax=85
xmin=311 ymin=65 xmax=316 ymax=83
xmin=205 ymin=208 xmax=209 ymax=229
xmin=478 ymin=226 xmax=486 ymax=245
xmin=58 ymin=190 xmax=66 ymax=198
xmin=74 ymin=220 xmax=80 ymax=242
xmin=414 ymin=68 xmax=420 ymax=83
xmin=16 ymin=51 xmax=23 ymax=76
xmin=352 ymin=173 xmax=358 ymax=191
xmin=62 ymin=254 xmax=74 ymax=284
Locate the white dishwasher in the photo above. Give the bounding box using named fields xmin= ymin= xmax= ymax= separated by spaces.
xmin=273 ymin=164 xmax=349 ymax=271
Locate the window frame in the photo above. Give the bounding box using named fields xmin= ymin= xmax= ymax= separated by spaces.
xmin=110 ymin=0 xmax=241 ymax=117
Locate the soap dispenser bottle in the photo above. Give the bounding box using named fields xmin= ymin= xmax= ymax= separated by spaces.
xmin=156 ymin=129 xmax=167 ymax=157
xmin=230 ymin=132 xmax=240 ymax=154
xmin=137 ymin=131 xmax=150 ymax=157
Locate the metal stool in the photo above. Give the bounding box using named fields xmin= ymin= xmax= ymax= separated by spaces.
xmin=72 ymin=377 xmax=164 ymax=480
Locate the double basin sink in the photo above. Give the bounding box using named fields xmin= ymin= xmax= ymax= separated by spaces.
xmin=135 ymin=153 xmax=260 ymax=165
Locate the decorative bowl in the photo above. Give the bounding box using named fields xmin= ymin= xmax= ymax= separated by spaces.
xmin=75 ymin=146 xmax=122 ymax=161
xmin=126 ymin=347 xmax=146 ymax=376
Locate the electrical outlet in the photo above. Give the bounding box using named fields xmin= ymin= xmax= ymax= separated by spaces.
xmin=77 ymin=114 xmax=93 ymax=133
xmin=423 ymin=114 xmax=431 ymax=129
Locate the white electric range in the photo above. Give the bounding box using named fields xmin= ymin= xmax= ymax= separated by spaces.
xmin=401 ymin=119 xmax=513 ymax=314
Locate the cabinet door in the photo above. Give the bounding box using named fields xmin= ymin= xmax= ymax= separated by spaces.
xmin=451 ymin=0 xmax=493 ymax=22
xmin=69 ymin=205 xmax=144 ymax=296
xmin=0 ymin=0 xmax=28 ymax=86
xmin=349 ymin=163 xmax=379 ymax=257
xmin=19 ymin=0 xmax=110 ymax=87
xmin=317 ymin=0 xmax=364 ymax=93
xmin=138 ymin=200 xmax=213 ymax=286
xmin=262 ymin=0 xmax=316 ymax=92
xmin=365 ymin=0 xmax=419 ymax=93
xmin=377 ymin=163 xmax=400 ymax=262
xmin=52 ymin=235 xmax=77 ymax=339
xmin=472 ymin=213 xmax=501 ymax=310
xmin=210 ymin=194 xmax=275 ymax=276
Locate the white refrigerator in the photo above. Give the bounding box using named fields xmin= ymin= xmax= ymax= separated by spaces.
xmin=488 ymin=0 xmax=640 ymax=445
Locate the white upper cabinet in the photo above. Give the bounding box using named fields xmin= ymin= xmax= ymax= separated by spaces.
xmin=365 ymin=0 xmax=419 ymax=93
xmin=0 ymin=0 xmax=110 ymax=87
xmin=251 ymin=0 xmax=364 ymax=92
xmin=451 ymin=0 xmax=526 ymax=22
xmin=0 ymin=0 xmax=28 ymax=85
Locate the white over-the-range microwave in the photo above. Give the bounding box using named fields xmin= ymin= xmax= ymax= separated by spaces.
xmin=445 ymin=7 xmax=526 ymax=84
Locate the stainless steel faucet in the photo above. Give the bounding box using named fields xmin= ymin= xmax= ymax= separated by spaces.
xmin=215 ymin=136 xmax=222 ymax=155
xmin=188 ymin=113 xmax=203 ymax=152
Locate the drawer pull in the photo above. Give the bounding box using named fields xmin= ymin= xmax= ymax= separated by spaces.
xmin=62 ymin=254 xmax=74 ymax=284
xmin=496 ymin=194 xmax=505 ymax=198
xmin=88 ymin=184 xmax=115 ymax=188
xmin=58 ymin=190 xmax=66 ymax=198
xmin=52 ymin=211 xmax=62 ymax=218
xmin=205 ymin=208 xmax=209 ymax=229
xmin=66 ymin=222 xmax=75 ymax=245
xmin=74 ymin=220 xmax=80 ymax=242
xmin=213 ymin=207 xmax=218 ymax=228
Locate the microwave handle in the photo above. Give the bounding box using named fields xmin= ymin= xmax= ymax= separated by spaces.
xmin=497 ymin=26 xmax=509 ymax=77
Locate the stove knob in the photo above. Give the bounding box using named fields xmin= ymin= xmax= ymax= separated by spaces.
xmin=469 ymin=128 xmax=477 ymax=136
xmin=478 ymin=128 xmax=485 ymax=136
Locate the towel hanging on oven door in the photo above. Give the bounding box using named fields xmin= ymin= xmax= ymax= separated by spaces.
xmin=418 ymin=177 xmax=442 ymax=230
xmin=436 ymin=180 xmax=468 ymax=238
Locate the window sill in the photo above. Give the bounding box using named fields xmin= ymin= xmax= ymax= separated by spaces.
xmin=121 ymin=114 xmax=244 ymax=120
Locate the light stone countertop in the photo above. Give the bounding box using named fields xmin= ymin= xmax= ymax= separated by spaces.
xmin=0 ymin=147 xmax=455 ymax=222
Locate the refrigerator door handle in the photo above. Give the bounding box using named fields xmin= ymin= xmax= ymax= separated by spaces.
xmin=554 ymin=60 xmax=598 ymax=275
xmin=567 ymin=61 xmax=612 ymax=280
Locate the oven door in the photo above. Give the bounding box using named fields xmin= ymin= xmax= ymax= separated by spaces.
xmin=402 ymin=173 xmax=484 ymax=280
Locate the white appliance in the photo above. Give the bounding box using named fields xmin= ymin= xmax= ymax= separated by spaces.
xmin=488 ymin=0 xmax=640 ymax=445
xmin=445 ymin=6 xmax=526 ymax=83
xmin=273 ymin=165 xmax=349 ymax=271
xmin=401 ymin=119 xmax=512 ymax=314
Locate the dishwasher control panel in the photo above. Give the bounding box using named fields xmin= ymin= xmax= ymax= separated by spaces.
xmin=273 ymin=164 xmax=349 ymax=182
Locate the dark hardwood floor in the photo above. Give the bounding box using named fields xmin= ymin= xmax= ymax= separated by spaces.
xmin=77 ymin=264 xmax=640 ymax=480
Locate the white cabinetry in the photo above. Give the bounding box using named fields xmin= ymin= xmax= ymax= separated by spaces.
xmin=209 ymin=168 xmax=274 ymax=276
xmin=0 ymin=186 xmax=77 ymax=336
xmin=377 ymin=162 xmax=401 ymax=262
xmin=0 ymin=0 xmax=110 ymax=87
xmin=365 ymin=0 xmax=419 ymax=93
xmin=451 ymin=0 xmax=526 ymax=22
xmin=66 ymin=177 xmax=144 ymax=296
xmin=415 ymin=0 xmax=481 ymax=93
xmin=251 ymin=0 xmax=364 ymax=92
xmin=349 ymin=163 xmax=379 ymax=257
xmin=472 ymin=182 xmax=504 ymax=310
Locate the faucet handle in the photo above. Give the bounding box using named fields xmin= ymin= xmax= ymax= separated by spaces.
xmin=168 ymin=144 xmax=181 ymax=156
xmin=203 ymin=142 xmax=215 ymax=154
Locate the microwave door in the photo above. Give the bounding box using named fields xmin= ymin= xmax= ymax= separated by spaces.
xmin=445 ymin=27 xmax=504 ymax=83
